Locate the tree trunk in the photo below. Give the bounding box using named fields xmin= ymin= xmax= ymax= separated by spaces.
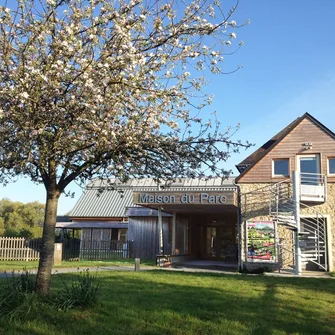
xmin=35 ymin=188 xmax=60 ymax=295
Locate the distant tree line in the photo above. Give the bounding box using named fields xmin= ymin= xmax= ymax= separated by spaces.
xmin=0 ymin=199 xmax=44 ymax=238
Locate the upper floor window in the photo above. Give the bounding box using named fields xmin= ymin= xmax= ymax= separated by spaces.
xmin=328 ymin=158 xmax=335 ymax=175
xmin=273 ymin=158 xmax=289 ymax=177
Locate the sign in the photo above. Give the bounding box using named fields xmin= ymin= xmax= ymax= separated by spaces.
xmin=134 ymin=191 xmax=236 ymax=206
xmin=247 ymin=220 xmax=276 ymax=262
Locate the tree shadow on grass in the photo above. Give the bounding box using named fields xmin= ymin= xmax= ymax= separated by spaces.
xmin=2 ymin=271 xmax=335 ymax=335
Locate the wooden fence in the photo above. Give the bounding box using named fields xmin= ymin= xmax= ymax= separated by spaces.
xmin=62 ymin=239 xmax=134 ymax=261
xmin=0 ymin=237 xmax=41 ymax=261
xmin=0 ymin=237 xmax=134 ymax=261
xmin=78 ymin=240 xmax=134 ymax=260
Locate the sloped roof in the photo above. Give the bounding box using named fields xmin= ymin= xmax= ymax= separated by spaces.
xmin=69 ymin=177 xmax=237 ymax=218
xmin=235 ymin=113 xmax=335 ymax=182
xmin=86 ymin=177 xmax=236 ymax=189
xmin=70 ymin=188 xmax=133 ymax=218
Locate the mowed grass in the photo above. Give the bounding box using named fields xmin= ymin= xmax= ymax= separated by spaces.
xmin=0 ymin=270 xmax=334 ymax=335
xmin=0 ymin=259 xmax=155 ymax=271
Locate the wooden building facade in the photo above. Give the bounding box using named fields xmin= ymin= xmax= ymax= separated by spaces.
xmin=236 ymin=113 xmax=335 ymax=273
xmin=129 ymin=186 xmax=239 ymax=263
xmin=61 ymin=113 xmax=335 ymax=273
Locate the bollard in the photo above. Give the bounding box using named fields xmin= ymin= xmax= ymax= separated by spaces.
xmin=135 ymin=258 xmax=140 ymax=271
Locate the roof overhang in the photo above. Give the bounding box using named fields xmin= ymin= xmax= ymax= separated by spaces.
xmin=55 ymin=221 xmax=128 ymax=229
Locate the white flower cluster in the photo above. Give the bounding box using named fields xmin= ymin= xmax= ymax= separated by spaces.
xmin=0 ymin=0 xmax=244 ymax=186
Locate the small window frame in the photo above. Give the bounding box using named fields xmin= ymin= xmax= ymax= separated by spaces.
xmin=272 ymin=158 xmax=290 ymax=178
xmin=327 ymin=157 xmax=335 ymax=176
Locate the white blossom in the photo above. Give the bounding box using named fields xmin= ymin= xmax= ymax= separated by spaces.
xmin=0 ymin=0 xmax=248 ymax=292
xmin=230 ymin=32 xmax=236 ymax=39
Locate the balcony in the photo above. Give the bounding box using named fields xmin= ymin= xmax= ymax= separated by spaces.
xmin=299 ymin=173 xmax=326 ymax=203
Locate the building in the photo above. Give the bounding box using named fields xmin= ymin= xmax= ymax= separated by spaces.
xmin=236 ymin=113 xmax=334 ymax=273
xmin=60 ymin=113 xmax=335 ymax=273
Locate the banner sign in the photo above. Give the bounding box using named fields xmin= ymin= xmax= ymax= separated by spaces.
xmin=247 ymin=220 xmax=276 ymax=262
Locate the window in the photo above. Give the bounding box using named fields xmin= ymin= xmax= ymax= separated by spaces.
xmin=298 ymin=154 xmax=321 ymax=185
xmin=111 ymin=228 xmax=118 ymax=241
xmin=328 ymin=158 xmax=335 ymax=175
xmin=119 ymin=229 xmax=128 ymax=243
xmin=273 ymin=159 xmax=289 ymax=177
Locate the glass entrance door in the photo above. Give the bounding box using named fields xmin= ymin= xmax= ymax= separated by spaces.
xmin=205 ymin=226 xmax=236 ymax=260
xmin=206 ymin=227 xmax=217 ymax=257
xmin=297 ymin=154 xmax=320 ymax=185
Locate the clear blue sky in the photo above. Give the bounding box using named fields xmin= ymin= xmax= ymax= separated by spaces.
xmin=1 ymin=0 xmax=334 ymax=214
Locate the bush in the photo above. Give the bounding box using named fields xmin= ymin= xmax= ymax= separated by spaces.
xmin=54 ymin=269 xmax=100 ymax=311
xmin=0 ymin=270 xmax=36 ymax=320
xmin=240 ymin=265 xmax=273 ymax=274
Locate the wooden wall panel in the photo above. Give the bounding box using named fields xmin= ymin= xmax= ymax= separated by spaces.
xmin=239 ymin=118 xmax=335 ymax=183
xmin=128 ymin=217 xmax=170 ymax=260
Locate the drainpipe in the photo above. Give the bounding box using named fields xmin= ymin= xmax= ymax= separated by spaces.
xmin=233 ymin=180 xmax=243 ymax=272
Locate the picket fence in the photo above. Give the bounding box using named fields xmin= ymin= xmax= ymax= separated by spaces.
xmin=0 ymin=237 xmax=133 ymax=261
xmin=0 ymin=237 xmax=41 ymax=261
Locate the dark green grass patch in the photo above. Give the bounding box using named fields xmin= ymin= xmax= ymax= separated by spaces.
xmin=0 ymin=271 xmax=334 ymax=335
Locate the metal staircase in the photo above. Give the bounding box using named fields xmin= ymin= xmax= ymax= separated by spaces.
xmin=269 ymin=177 xmax=328 ymax=273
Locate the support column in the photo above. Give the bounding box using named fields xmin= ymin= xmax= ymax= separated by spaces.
xmin=158 ymin=207 xmax=164 ymax=255
xmin=172 ymin=212 xmax=176 ymax=255
xmin=293 ymin=171 xmax=302 ymax=275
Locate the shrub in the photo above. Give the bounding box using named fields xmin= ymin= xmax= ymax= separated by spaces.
xmin=0 ymin=270 xmax=36 ymax=320
xmin=240 ymin=265 xmax=273 ymax=274
xmin=54 ymin=269 xmax=100 ymax=311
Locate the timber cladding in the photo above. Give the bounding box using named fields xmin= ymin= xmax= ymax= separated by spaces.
xmin=133 ymin=191 xmax=237 ymax=206
xmin=238 ymin=118 xmax=335 ymax=183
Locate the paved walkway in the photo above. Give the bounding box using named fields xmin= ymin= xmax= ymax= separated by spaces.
xmin=0 ymin=265 xmax=153 ymax=278
xmin=0 ymin=263 xmax=333 ymax=279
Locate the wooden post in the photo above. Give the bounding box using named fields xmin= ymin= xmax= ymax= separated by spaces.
xmin=172 ymin=212 xmax=176 ymax=255
xmin=26 ymin=239 xmax=29 ymax=262
xmin=53 ymin=243 xmax=63 ymax=265
xmin=135 ymin=258 xmax=140 ymax=271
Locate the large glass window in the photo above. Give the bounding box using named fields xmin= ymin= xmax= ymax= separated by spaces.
xmin=298 ymin=155 xmax=321 ymax=185
xmin=328 ymin=158 xmax=335 ymax=175
xmin=273 ymin=159 xmax=289 ymax=177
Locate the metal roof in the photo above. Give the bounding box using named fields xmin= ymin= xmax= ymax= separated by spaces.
xmin=70 ymin=177 xmax=237 ymax=218
xmin=87 ymin=177 xmax=236 ymax=190
xmin=70 ymin=188 xmax=133 ymax=218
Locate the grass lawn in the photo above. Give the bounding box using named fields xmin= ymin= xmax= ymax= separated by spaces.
xmin=0 ymin=258 xmax=155 ymax=271
xmin=0 ymin=270 xmax=334 ymax=335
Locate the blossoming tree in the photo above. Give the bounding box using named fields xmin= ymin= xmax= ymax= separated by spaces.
xmin=0 ymin=0 xmax=249 ymax=294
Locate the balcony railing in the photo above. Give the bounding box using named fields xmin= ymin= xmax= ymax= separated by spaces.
xmin=299 ymin=173 xmax=326 ymax=202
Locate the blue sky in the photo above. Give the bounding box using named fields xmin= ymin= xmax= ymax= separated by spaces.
xmin=1 ymin=0 xmax=334 ymax=214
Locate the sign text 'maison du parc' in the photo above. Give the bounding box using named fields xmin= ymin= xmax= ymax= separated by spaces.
xmin=134 ymin=191 xmax=236 ymax=205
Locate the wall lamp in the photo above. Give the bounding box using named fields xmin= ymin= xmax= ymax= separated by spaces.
xmin=302 ymin=142 xmax=313 ymax=150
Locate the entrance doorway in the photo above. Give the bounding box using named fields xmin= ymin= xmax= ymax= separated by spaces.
xmin=205 ymin=224 xmax=236 ymax=261
xmin=297 ymin=154 xmax=320 ymax=185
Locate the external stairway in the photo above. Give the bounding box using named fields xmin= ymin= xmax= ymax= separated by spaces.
xmin=242 ymin=172 xmax=328 ymax=274
xmin=269 ymin=176 xmax=328 ymax=273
